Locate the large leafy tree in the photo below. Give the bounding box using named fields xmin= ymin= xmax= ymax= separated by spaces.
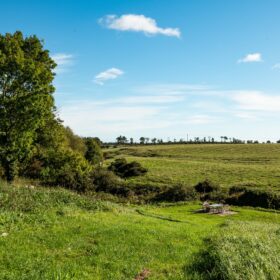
xmin=0 ymin=31 xmax=56 ymax=181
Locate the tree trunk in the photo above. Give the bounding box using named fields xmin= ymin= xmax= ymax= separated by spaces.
xmin=3 ymin=159 xmax=17 ymax=182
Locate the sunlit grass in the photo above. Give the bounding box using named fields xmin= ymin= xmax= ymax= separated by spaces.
xmin=111 ymin=144 xmax=280 ymax=192
xmin=0 ymin=182 xmax=279 ymax=279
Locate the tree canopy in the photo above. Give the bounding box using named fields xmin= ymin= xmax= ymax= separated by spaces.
xmin=0 ymin=31 xmax=56 ymax=181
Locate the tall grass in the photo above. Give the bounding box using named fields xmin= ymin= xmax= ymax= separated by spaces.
xmin=189 ymin=221 xmax=280 ymax=280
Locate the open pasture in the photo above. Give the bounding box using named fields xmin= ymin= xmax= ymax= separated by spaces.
xmin=107 ymin=144 xmax=280 ymax=192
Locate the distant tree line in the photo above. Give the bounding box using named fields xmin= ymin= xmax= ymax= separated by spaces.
xmin=112 ymin=135 xmax=279 ymax=146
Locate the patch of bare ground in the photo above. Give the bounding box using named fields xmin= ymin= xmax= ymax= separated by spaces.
xmin=134 ymin=268 xmax=150 ymax=280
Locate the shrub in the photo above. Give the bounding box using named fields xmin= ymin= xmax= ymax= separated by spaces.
xmin=64 ymin=126 xmax=86 ymax=155
xmin=228 ymin=186 xmax=247 ymax=195
xmin=91 ymin=168 xmax=120 ymax=192
xmin=84 ymin=138 xmax=103 ymax=165
xmin=108 ymin=158 xmax=147 ymax=178
xmin=194 ymin=179 xmax=220 ymax=193
xmin=36 ymin=148 xmax=92 ymax=192
xmin=226 ymin=188 xmax=280 ymax=209
xmin=203 ymin=189 xmax=227 ymax=202
xmin=153 ymin=184 xmax=197 ymax=202
xmin=91 ymin=168 xmax=133 ymax=197
xmin=0 ymin=165 xmax=5 ymax=178
xmin=128 ymin=182 xmax=162 ymax=196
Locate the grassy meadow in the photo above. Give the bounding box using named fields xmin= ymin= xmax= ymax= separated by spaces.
xmin=1 ymin=144 xmax=280 ymax=279
xmin=0 ymin=182 xmax=280 ymax=279
xmin=105 ymin=144 xmax=280 ymax=192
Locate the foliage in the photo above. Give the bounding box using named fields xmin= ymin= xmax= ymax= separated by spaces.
xmin=91 ymin=168 xmax=132 ymax=197
xmin=227 ymin=187 xmax=280 ymax=209
xmin=194 ymin=179 xmax=220 ymax=193
xmin=84 ymin=138 xmax=103 ymax=165
xmin=108 ymin=158 xmax=147 ymax=178
xmin=153 ymin=184 xmax=197 ymax=202
xmin=38 ymin=148 xmax=93 ymax=192
xmin=91 ymin=137 xmax=102 ymax=146
xmin=34 ymin=115 xmax=68 ymax=150
xmin=0 ymin=31 xmax=56 ymax=181
xmin=127 ymin=182 xmax=162 ymax=197
xmin=116 ymin=135 xmax=127 ymax=145
xmin=64 ymin=126 xmax=86 ymax=155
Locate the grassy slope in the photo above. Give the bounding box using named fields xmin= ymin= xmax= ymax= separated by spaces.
xmin=109 ymin=144 xmax=280 ymax=192
xmin=1 ymin=182 xmax=280 ymax=279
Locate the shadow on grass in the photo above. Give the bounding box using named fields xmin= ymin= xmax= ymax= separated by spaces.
xmin=183 ymin=238 xmax=225 ymax=280
xmin=135 ymin=209 xmax=190 ymax=223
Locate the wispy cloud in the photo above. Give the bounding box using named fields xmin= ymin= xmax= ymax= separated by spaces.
xmin=234 ymin=112 xmax=258 ymax=120
xmin=135 ymin=84 xmax=213 ymax=96
xmin=122 ymin=95 xmax=184 ymax=104
xmin=238 ymin=53 xmax=262 ymax=63
xmin=99 ymin=14 xmax=181 ymax=38
xmin=94 ymin=68 xmax=124 ymax=85
xmin=272 ymin=63 xmax=280 ymax=70
xmin=60 ymin=102 xmax=165 ymax=135
xmin=51 ymin=53 xmax=74 ymax=73
xmin=232 ymin=91 xmax=280 ymax=111
xmin=185 ymin=115 xmax=218 ymax=124
xmin=58 ymin=83 xmax=280 ymax=141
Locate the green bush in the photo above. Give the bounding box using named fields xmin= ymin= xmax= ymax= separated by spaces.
xmin=91 ymin=168 xmax=133 ymax=197
xmin=84 ymin=138 xmax=103 ymax=165
xmin=153 ymin=184 xmax=197 ymax=202
xmin=128 ymin=182 xmax=162 ymax=196
xmin=37 ymin=148 xmax=92 ymax=192
xmin=228 ymin=186 xmax=247 ymax=195
xmin=227 ymin=187 xmax=280 ymax=209
xmin=108 ymin=158 xmax=147 ymax=178
xmin=203 ymin=189 xmax=227 ymax=202
xmin=194 ymin=179 xmax=220 ymax=193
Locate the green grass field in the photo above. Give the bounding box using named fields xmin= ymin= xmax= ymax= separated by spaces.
xmin=106 ymin=144 xmax=280 ymax=192
xmin=1 ymin=144 xmax=280 ymax=279
xmin=0 ymin=182 xmax=280 ymax=279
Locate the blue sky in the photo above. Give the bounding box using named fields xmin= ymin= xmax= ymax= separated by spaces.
xmin=1 ymin=0 xmax=280 ymax=142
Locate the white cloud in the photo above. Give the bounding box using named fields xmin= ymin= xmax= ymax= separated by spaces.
xmin=60 ymin=102 xmax=165 ymax=136
xmin=135 ymin=84 xmax=213 ymax=96
xmin=234 ymin=112 xmax=258 ymax=120
xmin=232 ymin=91 xmax=280 ymax=111
xmin=62 ymin=103 xmax=159 ymax=122
xmin=94 ymin=68 xmax=124 ymax=85
xmin=51 ymin=53 xmax=74 ymax=73
xmin=185 ymin=115 xmax=218 ymax=124
xmin=238 ymin=53 xmax=262 ymax=63
xmin=99 ymin=14 xmax=181 ymax=38
xmin=120 ymin=95 xmax=184 ymax=104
